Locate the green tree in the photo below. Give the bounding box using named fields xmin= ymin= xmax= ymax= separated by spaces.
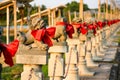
xmin=63 ymin=1 xmax=89 ymax=21
xmin=101 ymin=3 xmax=110 ymax=13
xmin=41 ymin=4 xmax=47 ymax=11
xmin=64 ymin=1 xmax=89 ymax=12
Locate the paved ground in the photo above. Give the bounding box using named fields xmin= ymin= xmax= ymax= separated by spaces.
xmin=79 ymin=25 xmax=120 ymax=80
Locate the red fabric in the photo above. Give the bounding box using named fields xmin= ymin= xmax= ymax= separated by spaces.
xmin=31 ymin=27 xmax=56 ymax=47
xmin=56 ymin=22 xmax=74 ymax=38
xmin=93 ymin=24 xmax=98 ymax=29
xmin=66 ymin=24 xmax=74 ymax=38
xmin=56 ymin=22 xmax=65 ymax=26
xmin=80 ymin=23 xmax=88 ymax=35
xmin=102 ymin=22 xmax=106 ymax=27
xmin=80 ymin=27 xmax=87 ymax=34
xmin=72 ymin=23 xmax=81 ymax=29
xmin=93 ymin=28 xmax=96 ymax=35
xmin=0 ymin=40 xmax=19 ymax=66
xmin=97 ymin=21 xmax=103 ymax=29
xmin=93 ymin=24 xmax=97 ymax=35
xmin=87 ymin=24 xmax=93 ymax=30
xmin=107 ymin=21 xmax=111 ymax=26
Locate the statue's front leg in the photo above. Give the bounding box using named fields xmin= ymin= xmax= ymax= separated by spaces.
xmin=33 ymin=40 xmax=48 ymax=50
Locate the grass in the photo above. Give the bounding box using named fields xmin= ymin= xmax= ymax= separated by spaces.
xmin=2 ymin=64 xmax=48 ymax=80
xmin=42 ymin=65 xmax=49 ymax=79
xmin=2 ymin=64 xmax=23 ymax=80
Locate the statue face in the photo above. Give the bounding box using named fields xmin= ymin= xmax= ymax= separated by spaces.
xmin=32 ymin=18 xmax=46 ymax=30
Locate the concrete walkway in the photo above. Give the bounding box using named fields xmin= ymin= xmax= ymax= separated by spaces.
xmin=80 ymin=25 xmax=120 ymax=80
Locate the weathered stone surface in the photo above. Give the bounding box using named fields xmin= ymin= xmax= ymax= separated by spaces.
xmin=48 ymin=46 xmax=67 ymax=53
xmin=16 ymin=48 xmax=48 ymax=65
xmin=67 ymin=39 xmax=79 ymax=45
xmin=80 ymin=63 xmax=112 ymax=80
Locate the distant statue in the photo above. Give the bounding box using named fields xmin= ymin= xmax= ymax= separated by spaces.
xmin=72 ymin=17 xmax=87 ymax=41
xmin=72 ymin=18 xmax=82 ymax=38
xmin=51 ymin=17 xmax=68 ymax=45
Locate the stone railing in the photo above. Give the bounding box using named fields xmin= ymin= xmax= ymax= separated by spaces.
xmin=16 ymin=18 xmax=120 ymax=80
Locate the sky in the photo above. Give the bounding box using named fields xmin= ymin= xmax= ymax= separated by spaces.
xmin=30 ymin=0 xmax=105 ymax=9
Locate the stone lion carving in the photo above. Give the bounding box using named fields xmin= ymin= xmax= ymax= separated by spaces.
xmin=72 ymin=18 xmax=82 ymax=38
xmin=51 ymin=17 xmax=67 ymax=45
xmin=72 ymin=17 xmax=87 ymax=41
xmin=17 ymin=17 xmax=48 ymax=50
xmin=17 ymin=16 xmax=68 ymax=49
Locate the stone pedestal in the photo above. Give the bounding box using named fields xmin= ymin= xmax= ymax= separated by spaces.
xmin=21 ymin=65 xmax=43 ymax=80
xmin=48 ymin=45 xmax=67 ymax=80
xmin=99 ymin=30 xmax=106 ymax=52
xmin=95 ymin=33 xmax=105 ymax=57
xmin=105 ymin=26 xmax=110 ymax=39
xmin=78 ymin=42 xmax=95 ymax=77
xmin=91 ymin=37 xmax=103 ymax=61
xmin=16 ymin=47 xmax=47 ymax=80
xmin=63 ymin=39 xmax=79 ymax=80
xmin=101 ymin=27 xmax=109 ymax=49
xmin=85 ymin=40 xmax=99 ymax=67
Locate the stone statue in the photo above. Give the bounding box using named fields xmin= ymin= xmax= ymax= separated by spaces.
xmin=17 ymin=17 xmax=48 ymax=50
xmin=72 ymin=18 xmax=82 ymax=38
xmin=72 ymin=18 xmax=87 ymax=41
xmin=51 ymin=17 xmax=67 ymax=45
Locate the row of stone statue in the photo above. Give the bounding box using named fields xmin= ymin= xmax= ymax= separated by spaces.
xmin=15 ymin=16 xmax=120 ymax=80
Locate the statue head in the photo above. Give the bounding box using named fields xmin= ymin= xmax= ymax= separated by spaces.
xmin=55 ymin=17 xmax=67 ymax=23
xmin=28 ymin=17 xmax=46 ymax=30
xmin=72 ymin=18 xmax=82 ymax=23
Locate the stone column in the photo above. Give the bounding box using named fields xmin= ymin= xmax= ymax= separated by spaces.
xmin=95 ymin=31 xmax=105 ymax=57
xmin=21 ymin=65 xmax=43 ymax=80
xmin=63 ymin=39 xmax=80 ymax=80
xmin=102 ymin=27 xmax=108 ymax=49
xmin=85 ymin=38 xmax=99 ymax=67
xmin=78 ymin=34 xmax=95 ymax=76
xmin=99 ymin=30 xmax=106 ymax=52
xmin=91 ymin=37 xmax=103 ymax=61
xmin=105 ymin=26 xmax=110 ymax=39
xmin=48 ymin=45 xmax=67 ymax=80
xmin=16 ymin=48 xmax=47 ymax=80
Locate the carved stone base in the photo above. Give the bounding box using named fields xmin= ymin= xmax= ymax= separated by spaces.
xmin=48 ymin=45 xmax=67 ymax=80
xmin=92 ymin=56 xmax=103 ymax=61
xmin=16 ymin=48 xmax=47 ymax=65
xmin=78 ymin=57 xmax=95 ymax=77
xmin=96 ymin=51 xmax=105 ymax=57
xmin=48 ymin=45 xmax=67 ymax=53
xmin=16 ymin=46 xmax=47 ymax=80
xmin=100 ymin=46 xmax=106 ymax=52
xmin=96 ymin=46 xmax=105 ymax=57
xmin=63 ymin=65 xmax=79 ymax=80
xmin=92 ymin=47 xmax=103 ymax=61
xmin=49 ymin=77 xmax=62 ymax=80
xmin=86 ymin=52 xmax=99 ymax=68
xmin=48 ymin=53 xmax=64 ymax=76
xmin=103 ymin=45 xmax=108 ymax=49
xmin=21 ymin=65 xmax=43 ymax=80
